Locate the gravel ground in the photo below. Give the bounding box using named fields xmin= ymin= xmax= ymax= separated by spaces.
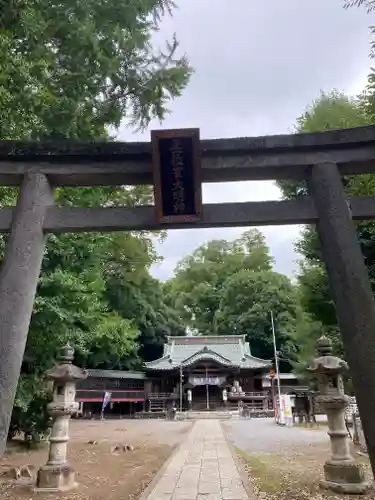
xmin=222 ymin=418 xmax=373 ymax=500
xmin=223 ymin=418 xmax=329 ymax=455
xmin=0 ymin=420 xmax=192 ymax=500
xmin=69 ymin=418 xmax=191 ymax=446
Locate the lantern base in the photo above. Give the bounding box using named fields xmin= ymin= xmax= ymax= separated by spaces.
xmin=35 ymin=463 xmax=77 ymax=493
xmin=320 ymin=461 xmax=370 ymax=495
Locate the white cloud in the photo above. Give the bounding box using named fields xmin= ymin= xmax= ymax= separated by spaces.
xmin=117 ymin=0 xmax=372 ymax=281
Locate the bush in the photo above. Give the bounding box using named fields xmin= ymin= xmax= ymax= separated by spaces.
xmin=9 ymin=387 xmax=52 ymax=443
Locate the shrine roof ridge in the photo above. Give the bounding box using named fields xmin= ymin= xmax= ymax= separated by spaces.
xmin=0 ymin=125 xmax=374 ymax=161
xmin=167 ymin=335 xmax=247 ymax=342
xmin=144 ymin=334 xmax=271 ymax=371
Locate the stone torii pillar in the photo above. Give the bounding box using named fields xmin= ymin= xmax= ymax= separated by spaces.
xmin=307 ymin=162 xmax=375 ymax=477
xmin=0 ymin=173 xmax=53 ymax=457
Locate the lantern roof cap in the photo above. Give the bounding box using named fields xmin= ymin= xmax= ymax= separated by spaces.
xmin=308 ymin=336 xmax=348 ymax=374
xmin=317 ymin=335 xmax=332 ymax=356
xmin=58 ymin=344 xmax=74 ymax=363
xmin=46 ymin=344 xmax=87 ymax=381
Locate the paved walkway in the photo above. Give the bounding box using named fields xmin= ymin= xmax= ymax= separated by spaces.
xmin=145 ymin=420 xmax=250 ymax=500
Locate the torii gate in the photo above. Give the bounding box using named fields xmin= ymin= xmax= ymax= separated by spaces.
xmin=1 ymin=126 xmax=375 ymax=475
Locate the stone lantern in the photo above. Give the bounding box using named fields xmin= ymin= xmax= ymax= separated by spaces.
xmin=308 ymin=336 xmax=369 ymax=494
xmin=36 ymin=344 xmax=87 ymax=492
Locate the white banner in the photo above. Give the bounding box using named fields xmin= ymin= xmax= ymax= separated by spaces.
xmin=189 ymin=376 xmax=226 ymax=386
xmin=102 ymin=391 xmax=112 ymax=412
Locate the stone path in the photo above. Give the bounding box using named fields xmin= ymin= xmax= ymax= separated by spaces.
xmin=145 ymin=420 xmax=250 ymax=500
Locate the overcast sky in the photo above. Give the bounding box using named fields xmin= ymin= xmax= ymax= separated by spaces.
xmin=117 ymin=0 xmax=372 ymax=281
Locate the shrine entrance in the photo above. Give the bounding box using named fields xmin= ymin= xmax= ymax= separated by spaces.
xmin=189 ymin=371 xmax=226 ymax=411
xmin=1 ymin=126 xmax=375 ymax=475
xmin=191 ymin=385 xmax=221 ymax=411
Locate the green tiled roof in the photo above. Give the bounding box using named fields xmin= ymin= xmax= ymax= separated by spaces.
xmin=144 ymin=335 xmax=270 ymax=371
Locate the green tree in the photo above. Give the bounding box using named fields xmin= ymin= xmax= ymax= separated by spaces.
xmin=166 ymin=230 xmax=298 ymax=368
xmin=215 ymin=269 xmax=298 ymax=362
xmin=166 ymin=230 xmax=273 ymax=334
xmin=22 ymin=188 xmax=160 ymax=376
xmin=105 ymin=272 xmax=186 ymax=362
xmin=77 ymin=315 xmax=140 ymax=370
xmin=0 ymin=0 xmax=192 ymax=139
xmin=344 ymin=1 xmax=375 ymax=121
xmin=1 ymin=0 xmax=193 ymax=439
xmin=344 ymin=1 xmax=375 ymax=14
xmin=11 ymin=189 xmax=182 ymax=439
xmin=278 ymin=91 xmax=375 ymax=370
xmin=279 ymin=90 xmax=370 ymax=199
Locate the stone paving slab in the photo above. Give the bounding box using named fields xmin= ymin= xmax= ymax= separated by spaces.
xmin=145 ymin=420 xmax=250 ymax=500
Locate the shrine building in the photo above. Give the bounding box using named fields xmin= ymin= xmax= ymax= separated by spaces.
xmin=75 ymin=335 xmax=301 ymax=417
xmin=144 ymin=335 xmax=272 ymax=412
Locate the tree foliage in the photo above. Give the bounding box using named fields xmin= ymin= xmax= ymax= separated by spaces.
xmin=278 ymin=90 xmax=375 ymax=373
xmin=0 ymin=0 xmax=192 ymax=139
xmin=166 ymin=230 xmax=298 ymax=366
xmin=277 ymin=1 xmax=375 ymax=377
xmin=105 ymin=270 xmax=186 ymax=362
xmin=0 ymin=0 xmax=192 ymax=439
xmin=215 ymin=269 xmax=298 ymax=361
xmin=166 ymin=230 xmax=273 ymax=334
xmin=278 ymin=90 xmax=371 ymax=199
xmin=344 ymin=0 xmax=375 ymax=13
xmin=345 ymin=0 xmax=375 ymax=121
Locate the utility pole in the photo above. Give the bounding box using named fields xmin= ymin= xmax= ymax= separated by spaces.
xmin=179 ymin=365 xmax=183 ymax=412
xmin=271 ymin=311 xmax=284 ymax=425
xmin=205 ymin=366 xmax=209 ymax=410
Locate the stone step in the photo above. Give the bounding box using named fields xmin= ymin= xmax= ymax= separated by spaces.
xmin=185 ymin=411 xmax=232 ymax=420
